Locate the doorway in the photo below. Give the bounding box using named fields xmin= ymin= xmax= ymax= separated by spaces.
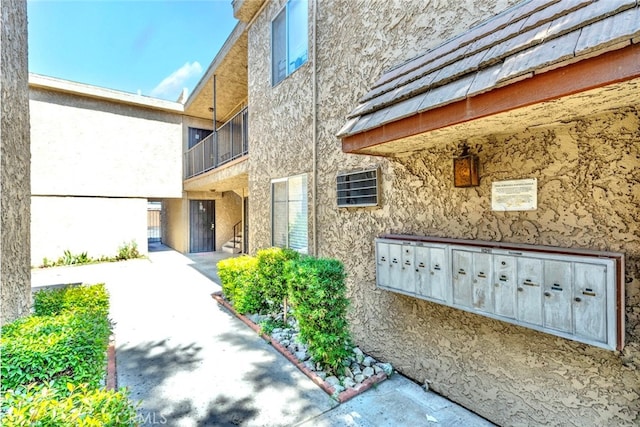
xmin=190 ymin=200 xmax=215 ymax=252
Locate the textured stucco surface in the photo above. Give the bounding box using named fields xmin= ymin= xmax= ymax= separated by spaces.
xmin=162 ymin=197 xmax=188 ymax=253
xmin=247 ymin=0 xmax=640 ymax=425
xmin=31 ymin=197 xmax=147 ymax=266
xmin=214 ymin=191 xmax=242 ymax=252
xmin=1 ymin=0 xmax=31 ymax=324
xmin=30 ymin=87 xmax=183 ymax=198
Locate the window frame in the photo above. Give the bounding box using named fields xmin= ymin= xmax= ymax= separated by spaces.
xmin=271 ymin=0 xmax=308 ymax=86
xmin=271 ymin=174 xmax=308 ymax=254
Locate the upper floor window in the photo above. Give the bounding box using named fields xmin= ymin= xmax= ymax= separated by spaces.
xmin=272 ymin=0 xmax=308 ymax=86
xmin=188 ymin=127 xmax=213 ymax=149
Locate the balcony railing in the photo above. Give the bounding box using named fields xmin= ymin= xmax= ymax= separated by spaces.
xmin=185 ymin=107 xmax=248 ymax=179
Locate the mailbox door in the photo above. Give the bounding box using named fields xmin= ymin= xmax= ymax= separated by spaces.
xmin=376 ymin=241 xmax=390 ymax=289
xmin=388 ymin=243 xmax=402 ymax=292
xmin=516 ymin=257 xmax=543 ymax=326
xmin=400 ymin=243 xmax=416 ymax=294
xmin=414 ymin=246 xmax=430 ymax=298
xmin=430 ymin=247 xmax=447 ymax=302
xmin=493 ymin=255 xmax=516 ymax=318
xmin=452 ymin=249 xmax=473 ymax=308
xmin=472 ymin=252 xmax=493 ymax=313
xmin=573 ymin=262 xmax=607 ymax=343
xmin=543 ymin=260 xmax=573 ymax=333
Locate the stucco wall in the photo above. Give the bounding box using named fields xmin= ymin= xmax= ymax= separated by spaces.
xmin=0 ymin=0 xmax=31 ymax=324
xmin=29 ymin=87 xmax=183 ymax=198
xmin=31 ymin=197 xmax=148 ymax=265
xmin=248 ymin=0 xmax=640 ymax=425
xmin=162 ymin=197 xmax=188 ymax=253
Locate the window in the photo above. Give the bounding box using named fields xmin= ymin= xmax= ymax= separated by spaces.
xmin=272 ymin=0 xmax=308 ymax=85
xmin=272 ymin=174 xmax=308 ymax=253
xmin=337 ymin=168 xmax=380 ymax=207
xmin=188 ymin=127 xmax=213 ymax=149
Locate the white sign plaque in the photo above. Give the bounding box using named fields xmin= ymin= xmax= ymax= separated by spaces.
xmin=491 ymin=178 xmax=537 ymax=211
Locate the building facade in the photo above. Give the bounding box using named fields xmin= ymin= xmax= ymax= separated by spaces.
xmin=233 ymin=0 xmax=640 ymax=425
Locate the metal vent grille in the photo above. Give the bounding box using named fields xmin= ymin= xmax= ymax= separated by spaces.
xmin=337 ymin=168 xmax=380 ymax=208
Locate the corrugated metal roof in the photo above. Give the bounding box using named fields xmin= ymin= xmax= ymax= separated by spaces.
xmin=338 ymin=0 xmax=640 ymax=138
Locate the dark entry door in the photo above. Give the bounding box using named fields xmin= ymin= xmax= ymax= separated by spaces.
xmin=190 ymin=200 xmax=215 ymax=252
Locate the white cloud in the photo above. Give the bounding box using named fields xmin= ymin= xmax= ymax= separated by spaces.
xmin=151 ymin=61 xmax=203 ymax=99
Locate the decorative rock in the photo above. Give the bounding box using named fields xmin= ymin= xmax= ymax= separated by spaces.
xmin=295 ymin=351 xmax=309 ymax=361
xmin=343 ymin=366 xmax=354 ymax=379
xmin=332 ymin=384 xmax=345 ymax=394
xmin=342 ymin=377 xmax=356 ymax=388
xmin=316 ymin=371 xmax=327 ymax=380
xmin=376 ymin=362 xmax=393 ymax=376
xmin=362 ymin=366 xmax=374 ymax=378
xmin=287 ymin=344 xmax=297 ymax=353
xmin=373 ymin=365 xmax=384 ymax=375
xmin=304 ymin=360 xmax=316 ymax=371
xmin=351 ymin=365 xmax=362 ymax=376
xmin=354 ymin=374 xmax=365 ymax=383
xmin=272 ymin=328 xmax=283 ymax=334
xmin=325 ymin=376 xmax=340 ymax=386
xmin=316 ymin=363 xmax=323 ymax=371
xmin=362 ymin=356 xmax=376 ymax=367
xmin=353 ymin=347 xmax=365 ymax=364
xmin=280 ymin=339 xmax=290 ymax=347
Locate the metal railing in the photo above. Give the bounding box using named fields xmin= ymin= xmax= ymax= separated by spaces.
xmin=232 ymin=221 xmax=242 ymax=251
xmin=184 ymin=107 xmax=248 ymax=179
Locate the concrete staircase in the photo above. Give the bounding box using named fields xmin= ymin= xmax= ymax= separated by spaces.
xmin=222 ymin=233 xmax=242 ymax=254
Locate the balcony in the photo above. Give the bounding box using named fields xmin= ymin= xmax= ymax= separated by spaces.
xmin=185 ymin=107 xmax=248 ymax=179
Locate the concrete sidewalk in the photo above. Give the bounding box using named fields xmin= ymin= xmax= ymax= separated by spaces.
xmin=32 ymin=245 xmax=494 ymax=427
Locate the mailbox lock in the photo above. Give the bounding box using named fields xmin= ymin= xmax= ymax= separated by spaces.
xmin=574 ymin=297 xmax=582 ymax=303
xmin=544 ymin=292 xmax=551 ymax=297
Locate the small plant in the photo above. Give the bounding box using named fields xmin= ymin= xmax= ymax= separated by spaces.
xmin=116 ymin=240 xmax=141 ymax=261
xmin=33 ymin=283 xmax=109 ymax=317
xmin=259 ymin=317 xmax=288 ymax=335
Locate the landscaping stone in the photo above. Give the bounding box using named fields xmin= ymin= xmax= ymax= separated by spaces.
xmin=363 ymin=356 xmax=376 ymax=367
xmin=353 ymin=347 xmax=365 ymax=364
xmin=304 ymin=360 xmax=316 ymax=371
xmin=295 ymin=351 xmax=309 ymax=362
xmin=342 ymin=377 xmax=356 ymax=388
xmin=325 ymin=376 xmax=340 ymax=387
xmin=376 ymin=362 xmax=393 ymax=376
xmin=343 ymin=366 xmax=354 ymax=379
xmin=362 ymin=366 xmax=374 ymax=379
xmin=316 ymin=371 xmax=327 ymax=380
xmin=354 ymin=374 xmax=365 ymax=384
xmin=373 ymin=365 xmax=384 ymax=375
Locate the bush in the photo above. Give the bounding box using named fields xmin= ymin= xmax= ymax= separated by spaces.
xmin=217 ymin=256 xmax=267 ymax=314
xmin=33 ymin=283 xmax=109 ymax=317
xmin=255 ymin=247 xmax=300 ymax=316
xmin=1 ymin=383 xmax=138 ymax=426
xmin=287 ymin=257 xmax=352 ymax=374
xmin=1 ymin=312 xmax=111 ymax=392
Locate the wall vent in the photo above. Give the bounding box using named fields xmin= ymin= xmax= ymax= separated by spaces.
xmin=337 ymin=168 xmax=380 ymax=208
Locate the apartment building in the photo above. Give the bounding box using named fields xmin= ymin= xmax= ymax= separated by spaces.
xmin=29 ymin=0 xmax=640 ymax=424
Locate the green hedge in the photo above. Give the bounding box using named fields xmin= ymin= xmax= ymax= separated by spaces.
xmin=287 ymin=257 xmax=352 ymax=373
xmin=33 ymin=283 xmax=109 ymax=317
xmin=218 ymin=250 xmax=354 ymax=374
xmin=1 ymin=383 xmax=138 ymax=427
xmin=256 ymin=247 xmax=300 ymax=316
xmin=0 ymin=284 xmax=138 ymax=426
xmin=217 ymin=256 xmax=267 ymax=314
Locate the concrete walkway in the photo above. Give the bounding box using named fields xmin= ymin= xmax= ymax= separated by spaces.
xmin=32 ymin=245 xmax=494 ymax=427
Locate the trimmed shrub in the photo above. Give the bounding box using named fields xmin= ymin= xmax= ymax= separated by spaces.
xmin=1 ymin=383 xmax=138 ymax=426
xmin=0 ymin=312 xmax=111 ymax=392
xmin=33 ymin=283 xmax=109 ymax=317
xmin=287 ymin=257 xmax=352 ymax=374
xmin=255 ymin=247 xmax=300 ymax=317
xmin=217 ymin=256 xmax=267 ymax=314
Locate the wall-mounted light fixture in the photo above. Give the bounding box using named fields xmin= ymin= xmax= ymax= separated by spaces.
xmin=453 ymin=143 xmax=480 ymax=188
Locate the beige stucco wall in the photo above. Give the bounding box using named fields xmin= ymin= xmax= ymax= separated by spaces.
xmin=31 ymin=197 xmax=147 ymax=265
xmin=162 ymin=197 xmax=189 ymax=253
xmin=214 ymin=191 xmax=243 ymax=251
xmin=0 ymin=0 xmax=31 ymax=324
xmin=248 ymin=0 xmax=640 ymax=425
xmin=29 ymin=87 xmax=183 ymax=198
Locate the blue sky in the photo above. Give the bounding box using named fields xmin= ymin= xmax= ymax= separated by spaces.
xmin=28 ymin=0 xmax=238 ymax=102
